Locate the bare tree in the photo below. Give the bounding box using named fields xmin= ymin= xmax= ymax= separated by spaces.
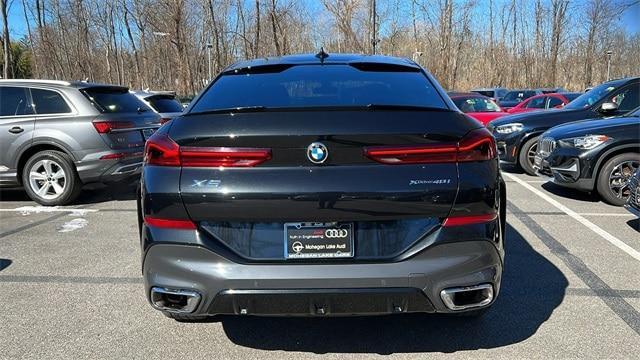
xmin=1 ymin=0 xmax=11 ymax=78
xmin=12 ymin=0 xmax=639 ymax=95
xmin=549 ymin=0 xmax=569 ymax=85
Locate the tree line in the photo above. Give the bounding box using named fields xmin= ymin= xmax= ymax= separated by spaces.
xmin=1 ymin=0 xmax=639 ymax=96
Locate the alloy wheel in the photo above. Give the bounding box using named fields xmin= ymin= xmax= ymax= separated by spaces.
xmin=28 ymin=159 xmax=67 ymax=200
xmin=608 ymin=160 xmax=639 ymax=199
xmin=526 ymin=142 xmax=538 ymax=169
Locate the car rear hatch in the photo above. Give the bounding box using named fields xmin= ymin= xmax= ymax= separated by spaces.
xmin=143 ymin=94 xmax=184 ymax=122
xmin=147 ymin=108 xmax=493 ymax=261
xmin=83 ymin=86 xmax=162 ymax=152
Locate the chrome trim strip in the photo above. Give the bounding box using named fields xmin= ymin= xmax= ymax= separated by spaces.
xmin=551 ymin=163 xmax=578 ymax=172
xmin=111 ymin=162 xmax=143 ymax=175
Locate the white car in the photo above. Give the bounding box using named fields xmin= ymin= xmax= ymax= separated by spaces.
xmin=132 ymin=90 xmax=183 ymax=123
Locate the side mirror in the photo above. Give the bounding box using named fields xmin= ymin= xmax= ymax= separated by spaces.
xmin=599 ymin=102 xmax=619 ymax=113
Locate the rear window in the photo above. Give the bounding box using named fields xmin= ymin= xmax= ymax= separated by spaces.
xmin=452 ymin=97 xmax=501 ymax=112
xmin=503 ymin=91 xmax=536 ymax=101
xmin=146 ymin=95 xmax=183 ymax=113
xmin=191 ymin=64 xmax=447 ymax=112
xmin=83 ymin=87 xmax=151 ymax=113
xmin=472 ymin=90 xmax=494 ymax=98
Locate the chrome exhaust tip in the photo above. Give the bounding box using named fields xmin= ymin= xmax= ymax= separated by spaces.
xmin=440 ymin=283 xmax=494 ymax=311
xmin=150 ymin=287 xmax=201 ymax=313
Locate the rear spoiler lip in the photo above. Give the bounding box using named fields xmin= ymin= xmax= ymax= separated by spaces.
xmin=184 ymin=105 xmax=456 ymax=117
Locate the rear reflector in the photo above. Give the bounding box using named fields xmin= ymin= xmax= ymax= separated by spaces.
xmin=93 ymin=120 xmax=134 ymax=134
xmin=442 ymin=213 xmax=497 ymax=227
xmin=364 ymin=128 xmax=496 ymax=164
xmin=144 ymin=133 xmax=271 ymax=167
xmin=100 ymin=151 xmax=143 ymax=160
xmin=144 ymin=216 xmax=197 ymax=230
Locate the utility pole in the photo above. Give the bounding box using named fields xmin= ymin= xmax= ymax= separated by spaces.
xmin=206 ymin=43 xmax=213 ymax=81
xmin=371 ymin=0 xmax=377 ymax=55
xmin=606 ymin=50 xmax=613 ymax=81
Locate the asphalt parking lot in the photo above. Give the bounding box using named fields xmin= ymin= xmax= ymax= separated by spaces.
xmin=1 ymin=168 xmax=639 ymax=359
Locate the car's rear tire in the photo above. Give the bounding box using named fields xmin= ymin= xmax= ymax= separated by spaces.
xmin=518 ymin=137 xmax=539 ymax=176
xmin=22 ymin=150 xmax=82 ymax=206
xmin=596 ymin=153 xmax=640 ymax=206
xmin=162 ymin=312 xmax=212 ymax=322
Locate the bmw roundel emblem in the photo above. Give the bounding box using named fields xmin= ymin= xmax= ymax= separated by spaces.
xmin=307 ymin=142 xmax=328 ymax=164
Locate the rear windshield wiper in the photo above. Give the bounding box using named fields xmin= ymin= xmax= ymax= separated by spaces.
xmin=187 ymin=106 xmax=267 ymax=116
xmin=365 ymin=104 xmax=453 ymax=112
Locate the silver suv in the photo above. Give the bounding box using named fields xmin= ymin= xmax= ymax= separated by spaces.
xmin=0 ymin=80 xmax=161 ymax=205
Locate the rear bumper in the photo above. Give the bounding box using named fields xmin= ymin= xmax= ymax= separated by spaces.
xmin=142 ymin=240 xmax=503 ymax=316
xmin=75 ymin=153 xmax=144 ymax=184
xmin=206 ymin=288 xmax=435 ymax=316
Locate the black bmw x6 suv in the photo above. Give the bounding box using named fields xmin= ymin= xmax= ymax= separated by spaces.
xmin=139 ymin=53 xmax=506 ymax=320
xmin=490 ymin=77 xmax=639 ymax=175
xmin=535 ymin=107 xmax=640 ymax=205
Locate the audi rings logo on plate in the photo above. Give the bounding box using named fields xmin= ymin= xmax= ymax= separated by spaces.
xmin=325 ymin=228 xmax=349 ymax=238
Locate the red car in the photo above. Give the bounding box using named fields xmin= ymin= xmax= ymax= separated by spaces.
xmin=506 ymin=92 xmax=582 ymax=114
xmin=449 ymin=92 xmax=509 ymax=125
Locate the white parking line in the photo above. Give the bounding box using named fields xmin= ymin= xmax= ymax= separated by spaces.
xmin=504 ymin=172 xmax=640 ymax=262
xmin=578 ymin=213 xmax=635 ymax=217
xmin=0 ymin=206 xmax=98 ymax=215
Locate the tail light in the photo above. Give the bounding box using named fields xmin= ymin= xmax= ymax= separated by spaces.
xmin=363 ymin=144 xmax=457 ymax=164
xmin=144 ymin=133 xmax=180 ymax=166
xmin=364 ymin=128 xmax=496 ymax=164
xmin=457 ymin=128 xmax=497 ymax=162
xmin=181 ymin=147 xmax=272 ymax=167
xmin=144 ymin=133 xmax=271 ymax=167
xmin=443 ymin=213 xmax=497 ymax=227
xmin=92 ymin=120 xmax=134 ymax=134
xmin=144 ymin=216 xmax=196 ymax=230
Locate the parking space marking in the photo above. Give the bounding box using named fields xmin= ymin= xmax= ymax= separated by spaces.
xmin=578 ymin=213 xmax=635 ymax=217
xmin=0 ymin=204 xmax=93 ymax=239
xmin=566 ymin=288 xmax=640 ymax=299
xmin=0 ymin=206 xmax=98 ymax=214
xmin=504 ymin=172 xmax=640 ymax=262
xmin=0 ymin=275 xmax=141 ymax=284
xmin=510 ymin=211 xmax=633 ymax=217
xmin=507 ymin=200 xmax=640 ymax=335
